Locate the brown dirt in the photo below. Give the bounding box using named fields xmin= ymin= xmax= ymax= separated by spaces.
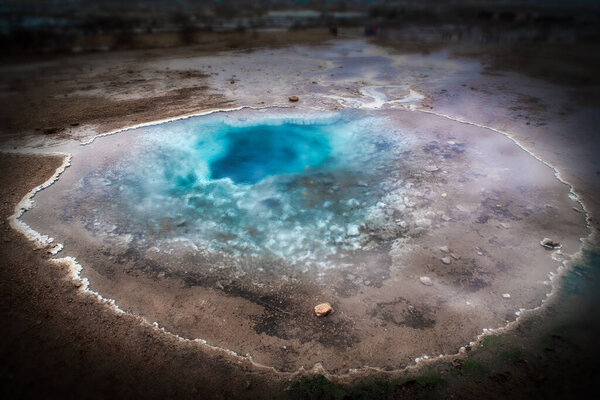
xmin=0 ymin=29 xmax=338 ymax=144
xmin=0 ymin=61 xmax=231 ymax=142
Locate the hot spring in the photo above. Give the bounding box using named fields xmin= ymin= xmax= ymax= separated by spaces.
xmin=22 ymin=108 xmax=587 ymax=371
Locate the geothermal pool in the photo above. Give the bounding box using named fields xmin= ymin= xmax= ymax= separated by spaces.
xmin=23 ymin=107 xmax=587 ymax=372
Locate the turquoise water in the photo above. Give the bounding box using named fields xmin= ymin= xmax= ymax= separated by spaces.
xmin=209 ymin=124 xmax=331 ymax=184
xmin=74 ymin=111 xmax=405 ymax=268
xmin=560 ymin=249 xmax=600 ymax=301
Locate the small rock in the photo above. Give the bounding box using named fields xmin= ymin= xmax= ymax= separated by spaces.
xmin=288 ymin=95 xmax=299 ymax=102
xmin=441 ymin=257 xmax=452 ymax=265
xmin=502 ymin=293 xmax=511 ymax=299
xmin=424 ymin=165 xmax=439 ymax=172
xmin=419 ymin=276 xmax=433 ymax=286
xmin=439 ymin=246 xmax=450 ymax=253
xmin=456 ymin=204 xmax=470 ymax=213
xmin=450 ymin=253 xmax=461 ymax=260
xmin=441 ymin=192 xmax=447 ymax=197
xmin=499 ymin=222 xmax=511 ymax=229
xmin=314 ymin=302 xmax=332 ymax=317
xmin=540 ymin=238 xmax=561 ymax=249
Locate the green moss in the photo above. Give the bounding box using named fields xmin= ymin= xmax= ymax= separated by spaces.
xmin=289 ymin=375 xmax=346 ymax=400
xmin=461 ymin=360 xmax=486 ymax=374
xmin=500 ymin=347 xmax=525 ymax=362
xmin=519 ymin=317 xmax=536 ymax=331
xmin=415 ymin=373 xmax=445 ymax=386
xmin=481 ymin=335 xmax=500 ymax=348
xmin=351 ymin=380 xmax=396 ymax=399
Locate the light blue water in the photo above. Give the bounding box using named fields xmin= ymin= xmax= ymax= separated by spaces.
xmin=72 ymin=111 xmax=405 ymax=268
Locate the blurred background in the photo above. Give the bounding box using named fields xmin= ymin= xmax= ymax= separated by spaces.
xmin=2 ymin=0 xmax=599 ymax=54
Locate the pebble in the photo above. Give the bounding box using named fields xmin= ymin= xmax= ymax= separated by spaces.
xmin=288 ymin=95 xmax=299 ymax=102
xmin=502 ymin=293 xmax=511 ymax=299
xmin=419 ymin=276 xmax=433 ymax=286
xmin=439 ymin=246 xmax=450 ymax=253
xmin=424 ymin=165 xmax=439 ymax=172
xmin=541 ymin=238 xmax=560 ymax=249
xmin=441 ymin=257 xmax=452 ymax=265
xmin=314 ymin=302 xmax=332 ymax=317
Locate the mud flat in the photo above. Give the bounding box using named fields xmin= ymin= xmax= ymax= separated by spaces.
xmin=21 ymin=104 xmax=588 ymax=372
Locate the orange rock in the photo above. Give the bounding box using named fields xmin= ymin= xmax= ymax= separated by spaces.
xmin=288 ymin=95 xmax=299 ymax=102
xmin=314 ymin=302 xmax=332 ymax=317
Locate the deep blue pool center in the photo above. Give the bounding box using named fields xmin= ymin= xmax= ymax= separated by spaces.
xmin=209 ymin=123 xmax=332 ymax=185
